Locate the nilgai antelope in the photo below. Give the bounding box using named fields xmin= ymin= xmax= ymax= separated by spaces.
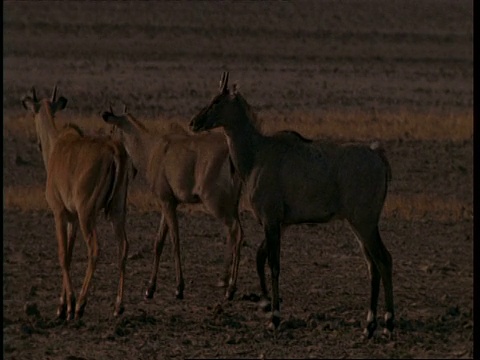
xmin=101 ymin=106 xmax=243 ymax=300
xmin=190 ymin=72 xmax=394 ymax=338
xmin=21 ymin=86 xmax=131 ymax=320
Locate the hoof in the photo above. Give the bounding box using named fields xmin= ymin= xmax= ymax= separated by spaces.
xmin=74 ymin=302 xmax=86 ymax=320
xmin=382 ymin=327 xmax=394 ymax=340
xmin=364 ymin=320 xmax=377 ymax=339
xmin=385 ymin=314 xmax=395 ymax=334
xmin=268 ymin=311 xmax=281 ymax=330
xmin=59 ymin=298 xmax=76 ymax=321
xmin=56 ymin=305 xmax=67 ymax=320
xmin=267 ymin=321 xmax=277 ymax=331
xmin=225 ymin=287 xmax=236 ymax=301
xmin=144 ymin=284 xmax=156 ymax=300
xmin=114 ymin=304 xmax=125 ymax=317
xmin=258 ymin=298 xmax=271 ymax=312
xmin=213 ymin=303 xmax=224 ymax=315
xmin=241 ymin=293 xmax=261 ymax=302
xmin=74 ymin=311 xmax=83 ymax=321
xmin=175 ymin=290 xmax=184 ymax=300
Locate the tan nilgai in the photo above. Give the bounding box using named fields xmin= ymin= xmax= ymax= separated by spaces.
xmin=22 ymin=86 xmax=131 ymax=320
xmin=190 ymin=72 xmax=394 ymax=338
xmin=102 ymin=106 xmax=243 ymax=300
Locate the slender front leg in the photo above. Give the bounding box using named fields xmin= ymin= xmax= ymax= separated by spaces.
xmin=265 ymin=223 xmax=281 ymax=329
xmin=145 ymin=214 xmax=168 ymax=299
xmin=225 ymin=218 xmax=243 ymax=300
xmin=112 ymin=218 xmax=129 ymax=316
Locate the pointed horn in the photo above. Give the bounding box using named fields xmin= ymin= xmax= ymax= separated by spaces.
xmin=222 ymin=72 xmax=229 ymax=93
xmin=123 ymin=104 xmax=128 ymax=114
xmin=31 ymin=87 xmax=38 ymax=102
xmin=109 ymin=103 xmax=114 ymax=114
xmin=219 ymin=72 xmax=226 ymax=92
xmin=51 ymin=84 xmax=58 ymax=102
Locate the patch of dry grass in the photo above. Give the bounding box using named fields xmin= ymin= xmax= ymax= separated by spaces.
xmin=259 ymin=109 xmax=473 ymax=142
xmin=3 ymin=112 xmax=190 ymax=143
xmin=383 ymin=193 xmax=472 ymax=223
xmin=4 ymin=109 xmax=473 ymax=143
xmin=4 ymin=108 xmax=472 ymax=222
xmin=4 ymin=186 xmax=472 ymax=223
xmin=4 ymin=186 xmax=48 ymax=212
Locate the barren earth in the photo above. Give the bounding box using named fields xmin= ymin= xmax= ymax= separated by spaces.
xmin=3 ymin=1 xmax=473 ymax=359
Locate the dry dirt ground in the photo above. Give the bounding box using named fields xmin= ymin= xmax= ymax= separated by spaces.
xmin=3 ymin=1 xmax=473 ymax=359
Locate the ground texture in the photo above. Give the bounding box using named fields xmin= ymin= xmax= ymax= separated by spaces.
xmin=3 ymin=1 xmax=473 ymax=359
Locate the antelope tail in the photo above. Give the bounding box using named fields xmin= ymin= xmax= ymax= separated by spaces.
xmin=370 ymin=142 xmax=392 ymax=183
xmin=104 ymin=147 xmax=128 ymax=218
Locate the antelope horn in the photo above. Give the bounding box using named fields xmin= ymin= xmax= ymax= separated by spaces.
xmin=222 ymin=71 xmax=229 ymax=93
xmin=31 ymin=87 xmax=38 ymax=102
xmin=219 ymin=72 xmax=226 ymax=92
xmin=109 ymin=103 xmax=115 ymax=114
xmin=123 ymin=104 xmax=128 ymax=114
xmin=51 ymin=84 xmax=58 ymax=102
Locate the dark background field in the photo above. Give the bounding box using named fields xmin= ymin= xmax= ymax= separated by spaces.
xmin=3 ymin=1 xmax=473 ymax=359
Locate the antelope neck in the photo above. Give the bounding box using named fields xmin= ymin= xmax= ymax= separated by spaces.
xmin=222 ymin=109 xmax=265 ymax=181
xmin=37 ymin=103 xmax=59 ymax=170
xmin=122 ymin=125 xmax=151 ymax=179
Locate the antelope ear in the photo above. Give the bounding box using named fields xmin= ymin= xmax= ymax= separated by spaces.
xmin=53 ymin=96 xmax=68 ymax=113
xmin=101 ymin=109 xmax=126 ymax=128
xmin=228 ymin=83 xmax=238 ymax=99
xmin=21 ymin=96 xmax=40 ymax=113
xmin=102 ymin=110 xmax=117 ymax=124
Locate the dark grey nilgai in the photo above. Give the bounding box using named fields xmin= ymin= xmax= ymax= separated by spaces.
xmin=189 ymin=72 xmax=394 ymax=338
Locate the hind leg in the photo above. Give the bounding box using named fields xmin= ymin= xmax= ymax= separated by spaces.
xmin=145 ymin=213 xmax=168 ymax=299
xmin=75 ymin=216 xmax=99 ymax=320
xmin=57 ymin=220 xmax=78 ymax=319
xmin=111 ymin=216 xmax=129 ymax=316
xmin=265 ymin=222 xmax=282 ymax=329
xmin=203 ymin=195 xmax=243 ymax=300
xmin=359 ymin=243 xmax=381 ymax=338
xmin=218 ymin=238 xmax=232 ymax=289
xmin=163 ymin=202 xmax=184 ymax=299
xmin=55 ymin=212 xmax=76 ymax=320
xmin=351 ymin=223 xmax=394 ymax=338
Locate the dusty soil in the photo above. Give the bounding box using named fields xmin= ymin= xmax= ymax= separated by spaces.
xmin=3 ymin=1 xmax=473 ymax=359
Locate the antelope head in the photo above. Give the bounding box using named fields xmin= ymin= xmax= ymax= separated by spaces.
xmin=22 ymin=84 xmax=67 ymax=115
xmin=101 ymin=103 xmax=139 ymax=180
xmin=21 ymin=85 xmax=68 ymax=151
xmin=189 ymin=71 xmax=239 ymax=132
xmin=102 ymin=104 xmax=130 ymax=141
